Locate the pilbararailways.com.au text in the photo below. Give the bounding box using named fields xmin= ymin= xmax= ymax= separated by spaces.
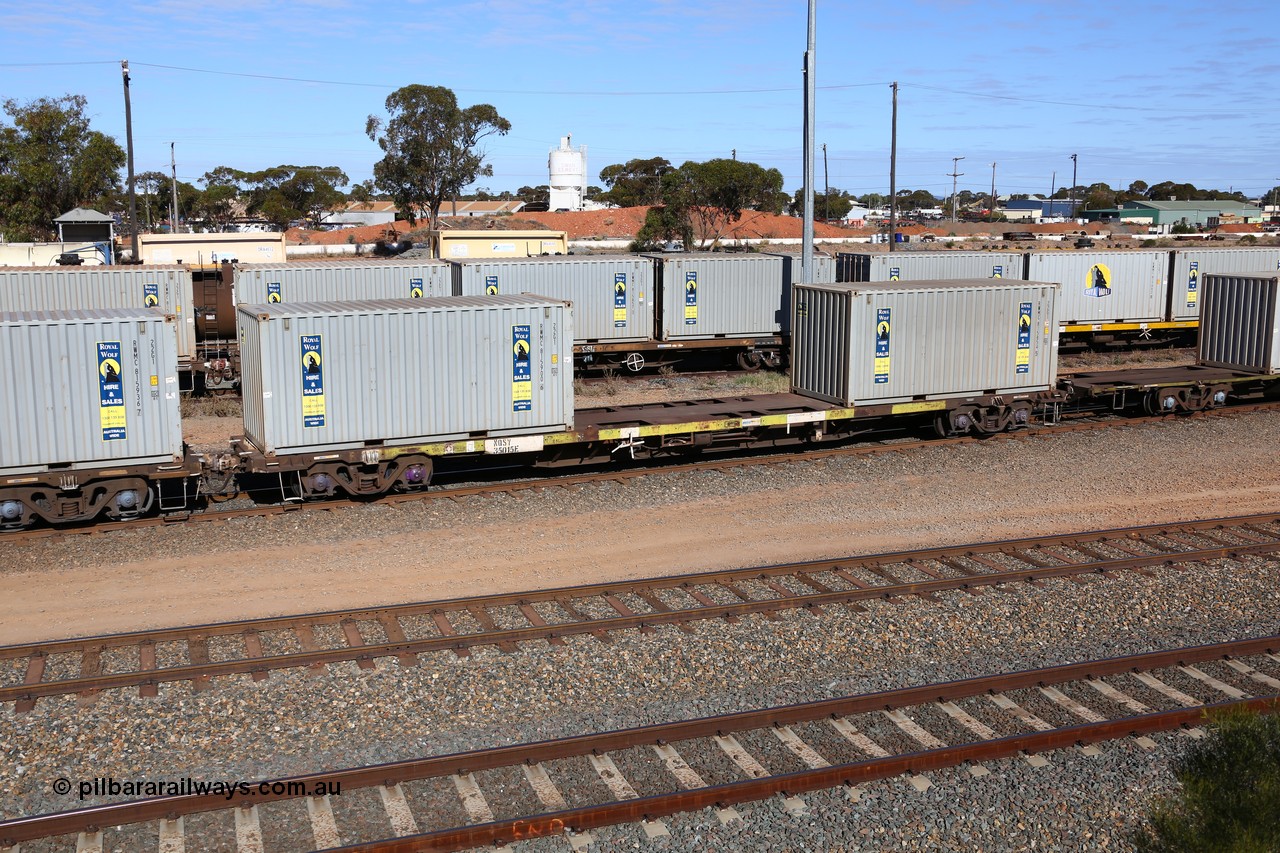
xmin=54 ymin=776 xmax=342 ymax=801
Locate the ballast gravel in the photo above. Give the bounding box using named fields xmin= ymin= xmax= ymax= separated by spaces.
xmin=2 ymin=550 xmax=1278 ymax=850
xmin=2 ymin=406 xmax=1280 ymax=850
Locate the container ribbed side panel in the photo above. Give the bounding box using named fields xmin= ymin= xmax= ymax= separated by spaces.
xmin=1198 ymin=273 xmax=1280 ymax=373
xmin=0 ymin=266 xmax=195 ymax=361
xmin=1027 ymin=251 xmax=1165 ymax=323
xmin=649 ymin=254 xmax=786 ymax=339
xmin=238 ymin=297 xmax=574 ymax=456
xmin=232 ymin=261 xmax=455 ymax=305
xmin=451 ymin=255 xmax=655 ymax=342
xmin=0 ymin=310 xmax=183 ymax=473
xmin=1169 ymin=248 xmax=1280 ymax=320
xmin=836 ymin=252 xmax=1026 ymax=283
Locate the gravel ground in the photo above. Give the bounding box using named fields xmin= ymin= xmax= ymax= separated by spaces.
xmin=2 ymin=549 xmax=1278 ymax=850
xmin=3 ymin=387 xmax=1280 ymax=850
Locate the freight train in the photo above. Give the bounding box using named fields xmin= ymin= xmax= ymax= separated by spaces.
xmin=3 ymin=270 xmax=1280 ymax=532
xmin=6 ymin=245 xmax=1277 ymax=395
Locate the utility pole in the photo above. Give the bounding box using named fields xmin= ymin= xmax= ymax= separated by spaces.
xmin=121 ymin=60 xmax=140 ymax=262
xmin=822 ymin=143 xmax=829 ymax=223
xmin=731 ymin=148 xmax=736 ymax=161
xmin=170 ymin=142 xmax=180 ymax=233
xmin=948 ymin=156 xmax=965 ymax=221
xmin=1049 ymin=171 xmax=1056 ymax=218
xmin=989 ymin=162 xmax=997 ymax=223
xmin=888 ymin=82 xmax=898 ymax=253
xmin=801 ymin=0 xmax=815 ymax=283
xmin=1069 ymin=153 xmax=1078 ymax=221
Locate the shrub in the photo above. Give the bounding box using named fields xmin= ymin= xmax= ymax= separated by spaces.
xmin=1129 ymin=707 xmax=1280 ymax=852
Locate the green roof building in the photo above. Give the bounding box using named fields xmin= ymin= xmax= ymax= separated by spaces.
xmin=1084 ymin=200 xmax=1263 ymax=227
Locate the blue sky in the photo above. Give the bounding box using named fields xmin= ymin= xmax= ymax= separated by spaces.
xmin=3 ymin=0 xmax=1278 ymax=202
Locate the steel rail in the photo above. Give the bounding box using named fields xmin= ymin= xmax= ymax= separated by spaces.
xmin=8 ymin=398 xmax=1279 ymax=545
xmin=5 ymin=511 xmax=1275 ymax=660
xmin=2 ymin=516 xmax=1277 ymax=704
xmin=332 ymin=697 xmax=1280 ymax=853
xmin=2 ymin=635 xmax=1275 ymax=846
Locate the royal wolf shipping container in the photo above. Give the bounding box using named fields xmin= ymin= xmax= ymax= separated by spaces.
xmin=836 ymin=251 xmax=1025 ymax=283
xmin=1168 ymin=247 xmax=1280 ymax=321
xmin=790 ymin=279 xmax=1059 ymax=406
xmin=0 ymin=266 xmax=195 ymax=363
xmin=0 ymin=308 xmax=184 ymax=474
xmin=451 ymin=255 xmax=654 ymax=343
xmin=1026 ymin=250 xmax=1166 ymax=324
xmin=238 ymin=296 xmax=574 ymax=456
xmin=233 ymin=260 xmax=456 ymax=305
xmin=646 ymin=253 xmax=787 ymax=340
xmin=1197 ymin=271 xmax=1280 ymax=374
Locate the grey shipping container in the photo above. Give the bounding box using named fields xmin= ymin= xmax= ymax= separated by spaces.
xmin=233 ymin=260 xmax=456 ymax=305
xmin=1026 ymin=250 xmax=1167 ymax=324
xmin=645 ymin=253 xmax=786 ymax=339
xmin=451 ymin=255 xmax=654 ymax=343
xmin=836 ymin=251 xmax=1025 ymax=283
xmin=1197 ymin=271 xmax=1280 ymax=374
xmin=238 ymin=296 xmax=574 ymax=456
xmin=0 ymin=265 xmax=195 ymax=363
xmin=790 ymin=279 xmax=1059 ymax=406
xmin=0 ymin=308 xmax=184 ymax=474
xmin=1168 ymin=247 xmax=1280 ymax=321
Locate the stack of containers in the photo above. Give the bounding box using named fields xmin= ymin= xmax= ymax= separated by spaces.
xmin=0 ymin=265 xmax=194 ymax=365
xmin=644 ymin=253 xmax=787 ymax=339
xmin=836 ymin=251 xmax=1025 ymax=283
xmin=451 ymin=255 xmax=654 ymax=343
xmin=790 ymin=279 xmax=1060 ymax=406
xmin=0 ymin=308 xmax=184 ymax=474
xmin=1025 ymin=250 xmax=1167 ymax=324
xmin=1197 ymin=271 xmax=1280 ymax=374
xmin=232 ymin=259 xmax=455 ymax=305
xmin=1167 ymin=247 xmax=1280 ymax=321
xmin=237 ymin=296 xmax=574 ymax=456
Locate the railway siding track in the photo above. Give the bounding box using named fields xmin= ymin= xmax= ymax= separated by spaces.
xmin=3 ymin=513 xmax=1278 ymax=711
xmin=2 ymin=637 xmax=1277 ymax=851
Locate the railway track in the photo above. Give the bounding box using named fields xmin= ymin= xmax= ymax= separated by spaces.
xmin=3 ymin=636 xmax=1277 ymax=851
xmin=4 ymin=513 xmax=1278 ymax=712
xmin=7 ymin=399 xmax=1280 ymax=546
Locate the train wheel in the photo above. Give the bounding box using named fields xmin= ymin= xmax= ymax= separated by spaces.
xmin=935 ymin=406 xmax=978 ymax=437
xmin=1143 ymin=388 xmax=1181 ymax=415
xmin=736 ymin=350 xmax=764 ymax=371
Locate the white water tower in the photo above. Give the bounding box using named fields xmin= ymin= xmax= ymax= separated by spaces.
xmin=548 ymin=135 xmax=587 ymax=211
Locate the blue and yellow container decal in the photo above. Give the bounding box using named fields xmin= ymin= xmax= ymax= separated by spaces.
xmin=1085 ymin=263 xmax=1112 ymax=298
xmin=889 ymin=267 xmax=900 ymax=281
xmin=301 ymin=334 xmax=325 ymax=428
xmin=992 ymin=265 xmax=1003 ymax=279
xmin=512 ymin=325 xmax=532 ymax=412
xmin=143 ymin=282 xmax=159 ymax=308
xmin=1016 ymin=302 xmax=1031 ymax=374
xmin=486 ymin=275 xmax=499 ymax=296
xmin=1186 ymin=262 xmax=1198 ymax=309
xmin=614 ymin=273 xmax=627 ymax=327
xmin=684 ymin=271 xmax=698 ymax=325
xmin=97 ymin=341 xmax=126 ymax=441
xmin=410 ymin=278 xmax=424 ymax=298
xmin=267 ymin=282 xmax=282 ymax=303
xmin=874 ymin=308 xmax=891 ymax=384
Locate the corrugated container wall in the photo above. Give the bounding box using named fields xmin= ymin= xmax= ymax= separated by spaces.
xmin=1026 ymin=250 xmax=1167 ymax=323
xmin=233 ymin=260 xmax=455 ymax=305
xmin=238 ymin=297 xmax=574 ymax=456
xmin=451 ymin=255 xmax=654 ymax=343
xmin=0 ymin=266 xmax=195 ymax=363
xmin=0 ymin=309 xmax=184 ymax=474
xmin=1197 ymin=272 xmax=1280 ymax=374
xmin=646 ymin=254 xmax=786 ymax=339
xmin=836 ymin=252 xmax=1025 ymax=283
xmin=790 ymin=279 xmax=1060 ymax=406
xmin=1168 ymin=247 xmax=1280 ymax=320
